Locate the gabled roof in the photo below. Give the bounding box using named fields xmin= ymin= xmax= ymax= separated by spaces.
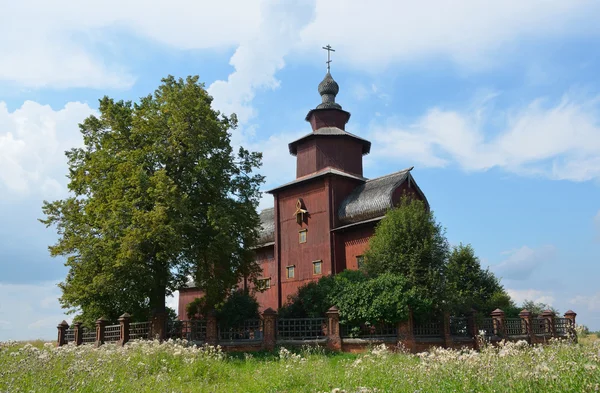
xmin=288 ymin=126 xmax=371 ymax=156
xmin=337 ymin=167 xmax=428 ymax=225
xmin=257 ymin=207 xmax=275 ymax=246
xmin=266 ymin=167 xmax=366 ymax=194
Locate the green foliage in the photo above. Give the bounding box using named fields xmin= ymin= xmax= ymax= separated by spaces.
xmin=186 ymin=297 xmax=208 ymax=320
xmin=364 ymin=196 xmax=448 ymax=312
xmin=520 ymin=300 xmax=559 ymax=317
xmin=332 ymin=273 xmax=411 ymax=325
xmin=40 ymin=75 xmax=264 ymax=326
xmin=278 ymin=275 xmax=337 ymax=318
xmin=216 ymin=290 xmax=260 ymax=329
xmin=445 ymin=243 xmax=513 ymax=315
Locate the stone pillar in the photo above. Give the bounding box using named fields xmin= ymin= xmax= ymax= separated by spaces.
xmin=442 ymin=311 xmax=452 ymax=349
xmin=73 ymin=322 xmax=83 ymax=346
xmin=519 ymin=309 xmax=534 ymax=344
xmin=541 ymin=310 xmax=556 ymax=338
xmin=95 ymin=317 xmax=108 ymax=347
xmin=491 ymin=309 xmax=505 ymax=338
xmin=206 ymin=310 xmax=218 ymax=346
xmin=57 ymin=320 xmax=69 ymax=347
xmin=468 ymin=309 xmax=479 ymax=350
xmin=397 ymin=308 xmax=416 ymax=353
xmin=326 ymin=306 xmax=342 ymax=351
xmin=151 ymin=311 xmax=167 ymax=341
xmin=262 ymin=308 xmax=277 ymax=351
xmin=118 ymin=313 xmax=131 ymax=346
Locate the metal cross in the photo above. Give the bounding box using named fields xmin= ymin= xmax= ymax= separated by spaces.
xmin=322 ymin=45 xmax=335 ymax=72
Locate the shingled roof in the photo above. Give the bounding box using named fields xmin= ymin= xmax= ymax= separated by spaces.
xmin=288 ymin=126 xmax=371 ymax=156
xmin=337 ymin=167 xmax=427 ymax=226
xmin=257 ymin=207 xmax=275 ymax=246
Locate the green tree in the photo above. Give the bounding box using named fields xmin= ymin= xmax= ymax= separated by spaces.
xmin=364 ymin=196 xmax=449 ymax=313
xmin=445 ymin=243 xmax=511 ymax=315
xmin=521 ymin=300 xmax=559 ymax=317
xmin=40 ymin=76 xmax=264 ymax=326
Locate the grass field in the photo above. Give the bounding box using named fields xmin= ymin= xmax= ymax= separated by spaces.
xmin=1 ymin=338 xmax=599 ymax=392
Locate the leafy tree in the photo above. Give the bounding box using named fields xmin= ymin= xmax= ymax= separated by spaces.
xmin=40 ymin=75 xmax=264 ymax=326
xmin=332 ymin=273 xmax=412 ymax=325
xmin=445 ymin=243 xmax=511 ymax=315
xmin=215 ymin=289 xmax=260 ymax=329
xmin=520 ymin=300 xmax=559 ymax=317
xmin=364 ymin=196 xmax=449 ymax=313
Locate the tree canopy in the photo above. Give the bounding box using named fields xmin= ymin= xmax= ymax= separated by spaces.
xmin=40 ymin=75 xmax=264 ymax=326
xmin=364 ymin=196 xmax=448 ymax=313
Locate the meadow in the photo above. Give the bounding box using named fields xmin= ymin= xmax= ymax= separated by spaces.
xmin=1 ymin=337 xmax=599 ymax=393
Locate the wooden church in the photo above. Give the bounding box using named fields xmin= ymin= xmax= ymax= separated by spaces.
xmin=179 ymin=70 xmax=428 ymax=315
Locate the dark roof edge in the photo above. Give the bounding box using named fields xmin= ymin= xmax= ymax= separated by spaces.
xmin=331 ymin=215 xmax=385 ymax=232
xmin=250 ymin=241 xmax=275 ymax=249
xmin=266 ymin=168 xmax=366 ymax=194
xmin=304 ymin=107 xmax=351 ymax=122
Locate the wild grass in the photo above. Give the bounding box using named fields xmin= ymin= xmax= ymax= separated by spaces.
xmin=1 ymin=338 xmax=599 ymax=392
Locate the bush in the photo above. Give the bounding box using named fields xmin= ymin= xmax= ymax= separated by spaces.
xmin=216 ymin=290 xmax=260 ymax=329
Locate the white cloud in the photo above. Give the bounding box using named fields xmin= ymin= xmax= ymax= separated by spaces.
xmin=570 ymin=293 xmax=600 ymax=312
xmin=207 ymin=1 xmax=315 ymax=127
xmin=0 ymin=0 xmax=263 ymax=88
xmin=492 ymin=245 xmax=557 ymax=280
xmin=370 ymin=94 xmax=600 ymax=182
xmin=506 ymin=288 xmax=555 ymax=307
xmin=0 ymin=101 xmax=94 ymax=197
xmin=166 ymin=291 xmax=179 ymax=316
xmin=0 ymin=281 xmax=70 ymax=341
xmin=300 ymin=0 xmax=600 ymax=71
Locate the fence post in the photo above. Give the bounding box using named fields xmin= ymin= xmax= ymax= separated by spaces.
xmin=397 ymin=308 xmax=416 ymax=353
xmin=262 ymin=308 xmax=277 ymax=351
xmin=151 ymin=311 xmax=167 ymax=341
xmin=73 ymin=322 xmax=83 ymax=346
xmin=95 ymin=317 xmax=108 ymax=347
xmin=206 ymin=310 xmax=218 ymax=346
xmin=118 ymin=313 xmax=131 ymax=346
xmin=564 ymin=310 xmax=577 ymax=342
xmin=468 ymin=309 xmax=479 ymax=350
xmin=564 ymin=310 xmax=577 ymax=325
xmin=57 ymin=320 xmax=69 ymax=347
xmin=442 ymin=311 xmax=452 ymax=349
xmin=541 ymin=309 xmax=556 ymax=339
xmin=519 ymin=309 xmax=534 ymax=344
xmin=326 ymin=306 xmax=342 ymax=351
xmin=491 ymin=309 xmax=505 ymax=339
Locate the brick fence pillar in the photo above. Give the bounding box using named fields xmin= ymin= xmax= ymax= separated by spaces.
xmin=73 ymin=322 xmax=83 ymax=346
xmin=118 ymin=313 xmax=131 ymax=346
xmin=491 ymin=309 xmax=505 ymax=339
xmin=57 ymin=320 xmax=69 ymax=347
xmin=541 ymin=310 xmax=556 ymax=339
xmin=95 ymin=317 xmax=108 ymax=347
xmin=151 ymin=311 xmax=167 ymax=341
xmin=442 ymin=311 xmax=453 ymax=348
xmin=262 ymin=308 xmax=277 ymax=351
xmin=564 ymin=310 xmax=577 ymax=342
xmin=519 ymin=309 xmax=534 ymax=344
xmin=468 ymin=309 xmax=479 ymax=350
xmin=397 ymin=308 xmax=416 ymax=353
xmin=206 ymin=310 xmax=218 ymax=346
xmin=326 ymin=306 xmax=342 ymax=351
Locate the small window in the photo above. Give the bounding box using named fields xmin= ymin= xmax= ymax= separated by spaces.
xmin=299 ymin=229 xmax=307 ymax=244
xmin=286 ymin=266 xmax=295 ymax=279
xmin=257 ymin=278 xmax=271 ymax=290
xmin=313 ymin=260 xmax=322 ymax=275
xmin=356 ymin=255 xmax=365 ymax=269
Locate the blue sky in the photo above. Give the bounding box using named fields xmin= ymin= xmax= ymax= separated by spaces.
xmin=1 ymin=0 xmax=600 ymax=341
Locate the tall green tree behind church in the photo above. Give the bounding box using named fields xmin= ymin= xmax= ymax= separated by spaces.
xmin=40 ymin=76 xmax=264 ymax=326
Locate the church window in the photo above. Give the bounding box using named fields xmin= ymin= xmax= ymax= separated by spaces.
xmin=294 ymin=198 xmax=308 ymax=225
xmin=286 ymin=266 xmax=295 ymax=279
xmin=299 ymin=229 xmax=307 ymax=244
xmin=257 ymin=278 xmax=271 ymax=290
xmin=313 ymin=260 xmax=322 ymax=275
xmin=356 ymin=255 xmax=365 ymax=269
